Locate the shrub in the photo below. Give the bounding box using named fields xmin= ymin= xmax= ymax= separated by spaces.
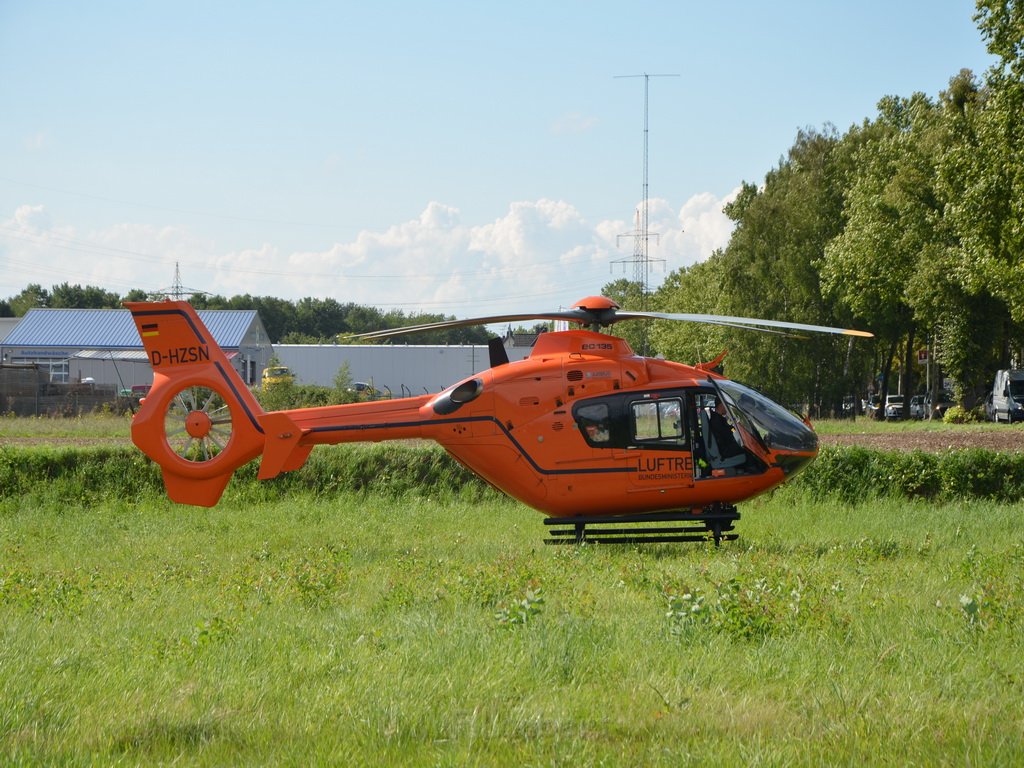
xmin=795 ymin=445 xmax=1024 ymax=503
xmin=254 ymin=381 xmax=355 ymax=410
xmin=943 ymin=405 xmax=982 ymax=424
xmin=795 ymin=446 xmax=884 ymax=504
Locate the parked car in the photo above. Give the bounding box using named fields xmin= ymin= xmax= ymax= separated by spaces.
xmin=841 ymin=395 xmax=857 ymax=419
xmin=908 ymin=395 xmax=926 ymax=420
xmin=884 ymin=394 xmax=905 ymax=420
xmin=348 ymin=381 xmax=380 ymax=400
xmin=261 ymin=365 xmax=294 ymax=388
xmin=924 ymin=390 xmax=955 ymax=420
xmin=990 ymin=369 xmax=1024 ymax=423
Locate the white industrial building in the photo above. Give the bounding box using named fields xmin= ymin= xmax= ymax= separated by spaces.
xmin=0 ymin=307 xmax=542 ymax=400
xmin=274 ymin=335 xmax=537 ymax=396
xmin=0 ymin=308 xmax=273 ymax=386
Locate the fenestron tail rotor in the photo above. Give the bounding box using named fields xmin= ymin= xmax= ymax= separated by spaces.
xmin=163 ymin=384 xmax=235 ymax=464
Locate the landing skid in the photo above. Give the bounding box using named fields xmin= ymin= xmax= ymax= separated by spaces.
xmin=543 ymin=505 xmax=740 ymax=546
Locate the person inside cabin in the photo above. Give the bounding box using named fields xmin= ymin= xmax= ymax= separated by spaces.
xmin=585 ymin=420 xmax=609 ymax=443
xmin=699 ymin=399 xmax=745 ymax=472
xmin=578 ymin=402 xmax=611 ymax=444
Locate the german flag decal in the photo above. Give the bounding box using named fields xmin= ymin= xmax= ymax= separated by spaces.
xmin=141 ymin=323 xmax=159 ymax=338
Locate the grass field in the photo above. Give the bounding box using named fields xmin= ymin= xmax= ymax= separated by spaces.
xmin=0 ymin=412 xmax=132 ymax=441
xmin=2 ymin=477 xmax=1022 ymax=765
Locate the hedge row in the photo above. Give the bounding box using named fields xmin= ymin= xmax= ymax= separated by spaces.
xmin=0 ymin=443 xmax=493 ymax=507
xmin=793 ymin=445 xmax=1024 ymax=504
xmin=2 ymin=444 xmax=1023 ymax=507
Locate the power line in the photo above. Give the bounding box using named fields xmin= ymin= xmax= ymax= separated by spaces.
xmin=0 ymin=175 xmax=349 ymax=230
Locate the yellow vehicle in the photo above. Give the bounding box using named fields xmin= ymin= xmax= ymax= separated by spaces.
xmin=261 ymin=365 xmax=294 ymax=389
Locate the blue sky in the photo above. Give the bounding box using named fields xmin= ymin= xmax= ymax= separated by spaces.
xmin=0 ymin=1 xmax=997 ymax=318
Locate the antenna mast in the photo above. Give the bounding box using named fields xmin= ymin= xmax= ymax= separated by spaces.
xmin=612 ymin=72 xmax=678 ymax=351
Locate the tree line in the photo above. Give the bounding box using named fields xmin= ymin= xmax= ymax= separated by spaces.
xmin=0 ymin=283 xmax=489 ymax=345
xmin=630 ymin=2 xmax=1023 ymax=413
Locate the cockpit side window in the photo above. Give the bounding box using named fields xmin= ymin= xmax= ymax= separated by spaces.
xmin=631 ymin=397 xmax=685 ymax=447
xmin=576 ymin=402 xmax=611 ymax=446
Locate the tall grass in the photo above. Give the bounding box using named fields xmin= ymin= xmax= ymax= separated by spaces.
xmin=1 ymin=473 xmax=1022 ymax=764
xmin=0 ymin=412 xmax=132 ymax=440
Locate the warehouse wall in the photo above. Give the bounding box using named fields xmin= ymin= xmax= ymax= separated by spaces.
xmin=272 ymin=343 xmax=534 ymax=396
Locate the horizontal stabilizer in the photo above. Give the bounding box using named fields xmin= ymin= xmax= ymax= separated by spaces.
xmin=258 ymin=411 xmax=312 ymax=479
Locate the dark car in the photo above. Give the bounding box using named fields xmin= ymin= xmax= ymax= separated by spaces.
xmin=924 ymin=390 xmax=954 ymax=419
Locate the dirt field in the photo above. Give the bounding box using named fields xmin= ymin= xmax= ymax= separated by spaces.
xmin=819 ymin=424 xmax=1024 ymax=453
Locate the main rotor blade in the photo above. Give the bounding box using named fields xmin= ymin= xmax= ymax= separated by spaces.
xmin=349 ymin=309 xmax=596 ymax=340
xmin=618 ymin=311 xmax=874 ymax=338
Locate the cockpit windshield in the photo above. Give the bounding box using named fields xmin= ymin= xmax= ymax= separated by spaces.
xmin=716 ymin=379 xmax=817 ymax=453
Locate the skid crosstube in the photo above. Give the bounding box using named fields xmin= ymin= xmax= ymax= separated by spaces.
xmin=543 ymin=505 xmax=740 ymax=546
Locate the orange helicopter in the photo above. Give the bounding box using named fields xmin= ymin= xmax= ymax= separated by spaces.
xmin=124 ymin=296 xmax=871 ymax=544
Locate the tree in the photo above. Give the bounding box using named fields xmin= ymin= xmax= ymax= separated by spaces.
xmin=705 ymin=127 xmax=866 ymax=412
xmin=49 ymin=283 xmax=121 ymax=309
xmin=974 ymin=0 xmax=1024 ymax=79
xmin=941 ymin=62 xmax=1024 ymax=331
xmin=650 ymin=255 xmax=731 ymax=368
xmin=821 ymin=97 xmax=942 ymax=410
xmin=8 ymin=284 xmax=50 ymax=315
xmin=601 ymin=278 xmax=646 ymax=354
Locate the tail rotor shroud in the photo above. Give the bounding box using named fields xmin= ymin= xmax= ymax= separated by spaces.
xmin=126 ymin=302 xmax=269 ymax=506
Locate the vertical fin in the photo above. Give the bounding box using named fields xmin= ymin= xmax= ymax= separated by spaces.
xmin=488 ymin=337 xmax=510 ymax=368
xmin=124 ymin=300 xmax=267 ymax=506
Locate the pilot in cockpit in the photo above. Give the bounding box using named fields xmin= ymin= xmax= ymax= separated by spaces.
xmin=699 ymin=399 xmax=745 ymax=472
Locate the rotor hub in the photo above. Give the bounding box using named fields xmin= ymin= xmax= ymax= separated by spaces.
xmin=185 ymin=410 xmax=213 ymax=439
xmin=570 ymin=295 xmax=620 ymax=312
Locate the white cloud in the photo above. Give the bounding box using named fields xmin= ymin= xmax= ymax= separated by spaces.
xmin=676 ymin=186 xmax=740 ymax=261
xmin=11 ymin=203 xmax=51 ymax=231
xmin=550 ymin=112 xmax=599 ymax=135
xmin=599 ymin=188 xmax=738 ymax=292
xmin=23 ymin=132 xmax=46 ymax=151
xmin=0 ymin=190 xmax=737 ymax=315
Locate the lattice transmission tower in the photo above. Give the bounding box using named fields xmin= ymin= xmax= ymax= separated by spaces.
xmin=611 ymin=72 xmax=678 ymax=311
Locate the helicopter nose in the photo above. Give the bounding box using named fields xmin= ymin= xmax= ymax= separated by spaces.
xmin=772 ymin=417 xmax=818 ymax=475
xmin=775 ymin=449 xmax=816 ymax=476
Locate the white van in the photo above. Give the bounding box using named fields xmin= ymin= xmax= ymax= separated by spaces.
xmin=991 ymin=369 xmax=1024 ymax=423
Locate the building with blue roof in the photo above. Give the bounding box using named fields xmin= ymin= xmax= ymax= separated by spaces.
xmin=0 ymin=308 xmax=272 ymax=387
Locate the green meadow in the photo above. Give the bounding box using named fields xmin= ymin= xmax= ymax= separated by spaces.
xmin=1 ymin=443 xmax=1022 ymax=765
